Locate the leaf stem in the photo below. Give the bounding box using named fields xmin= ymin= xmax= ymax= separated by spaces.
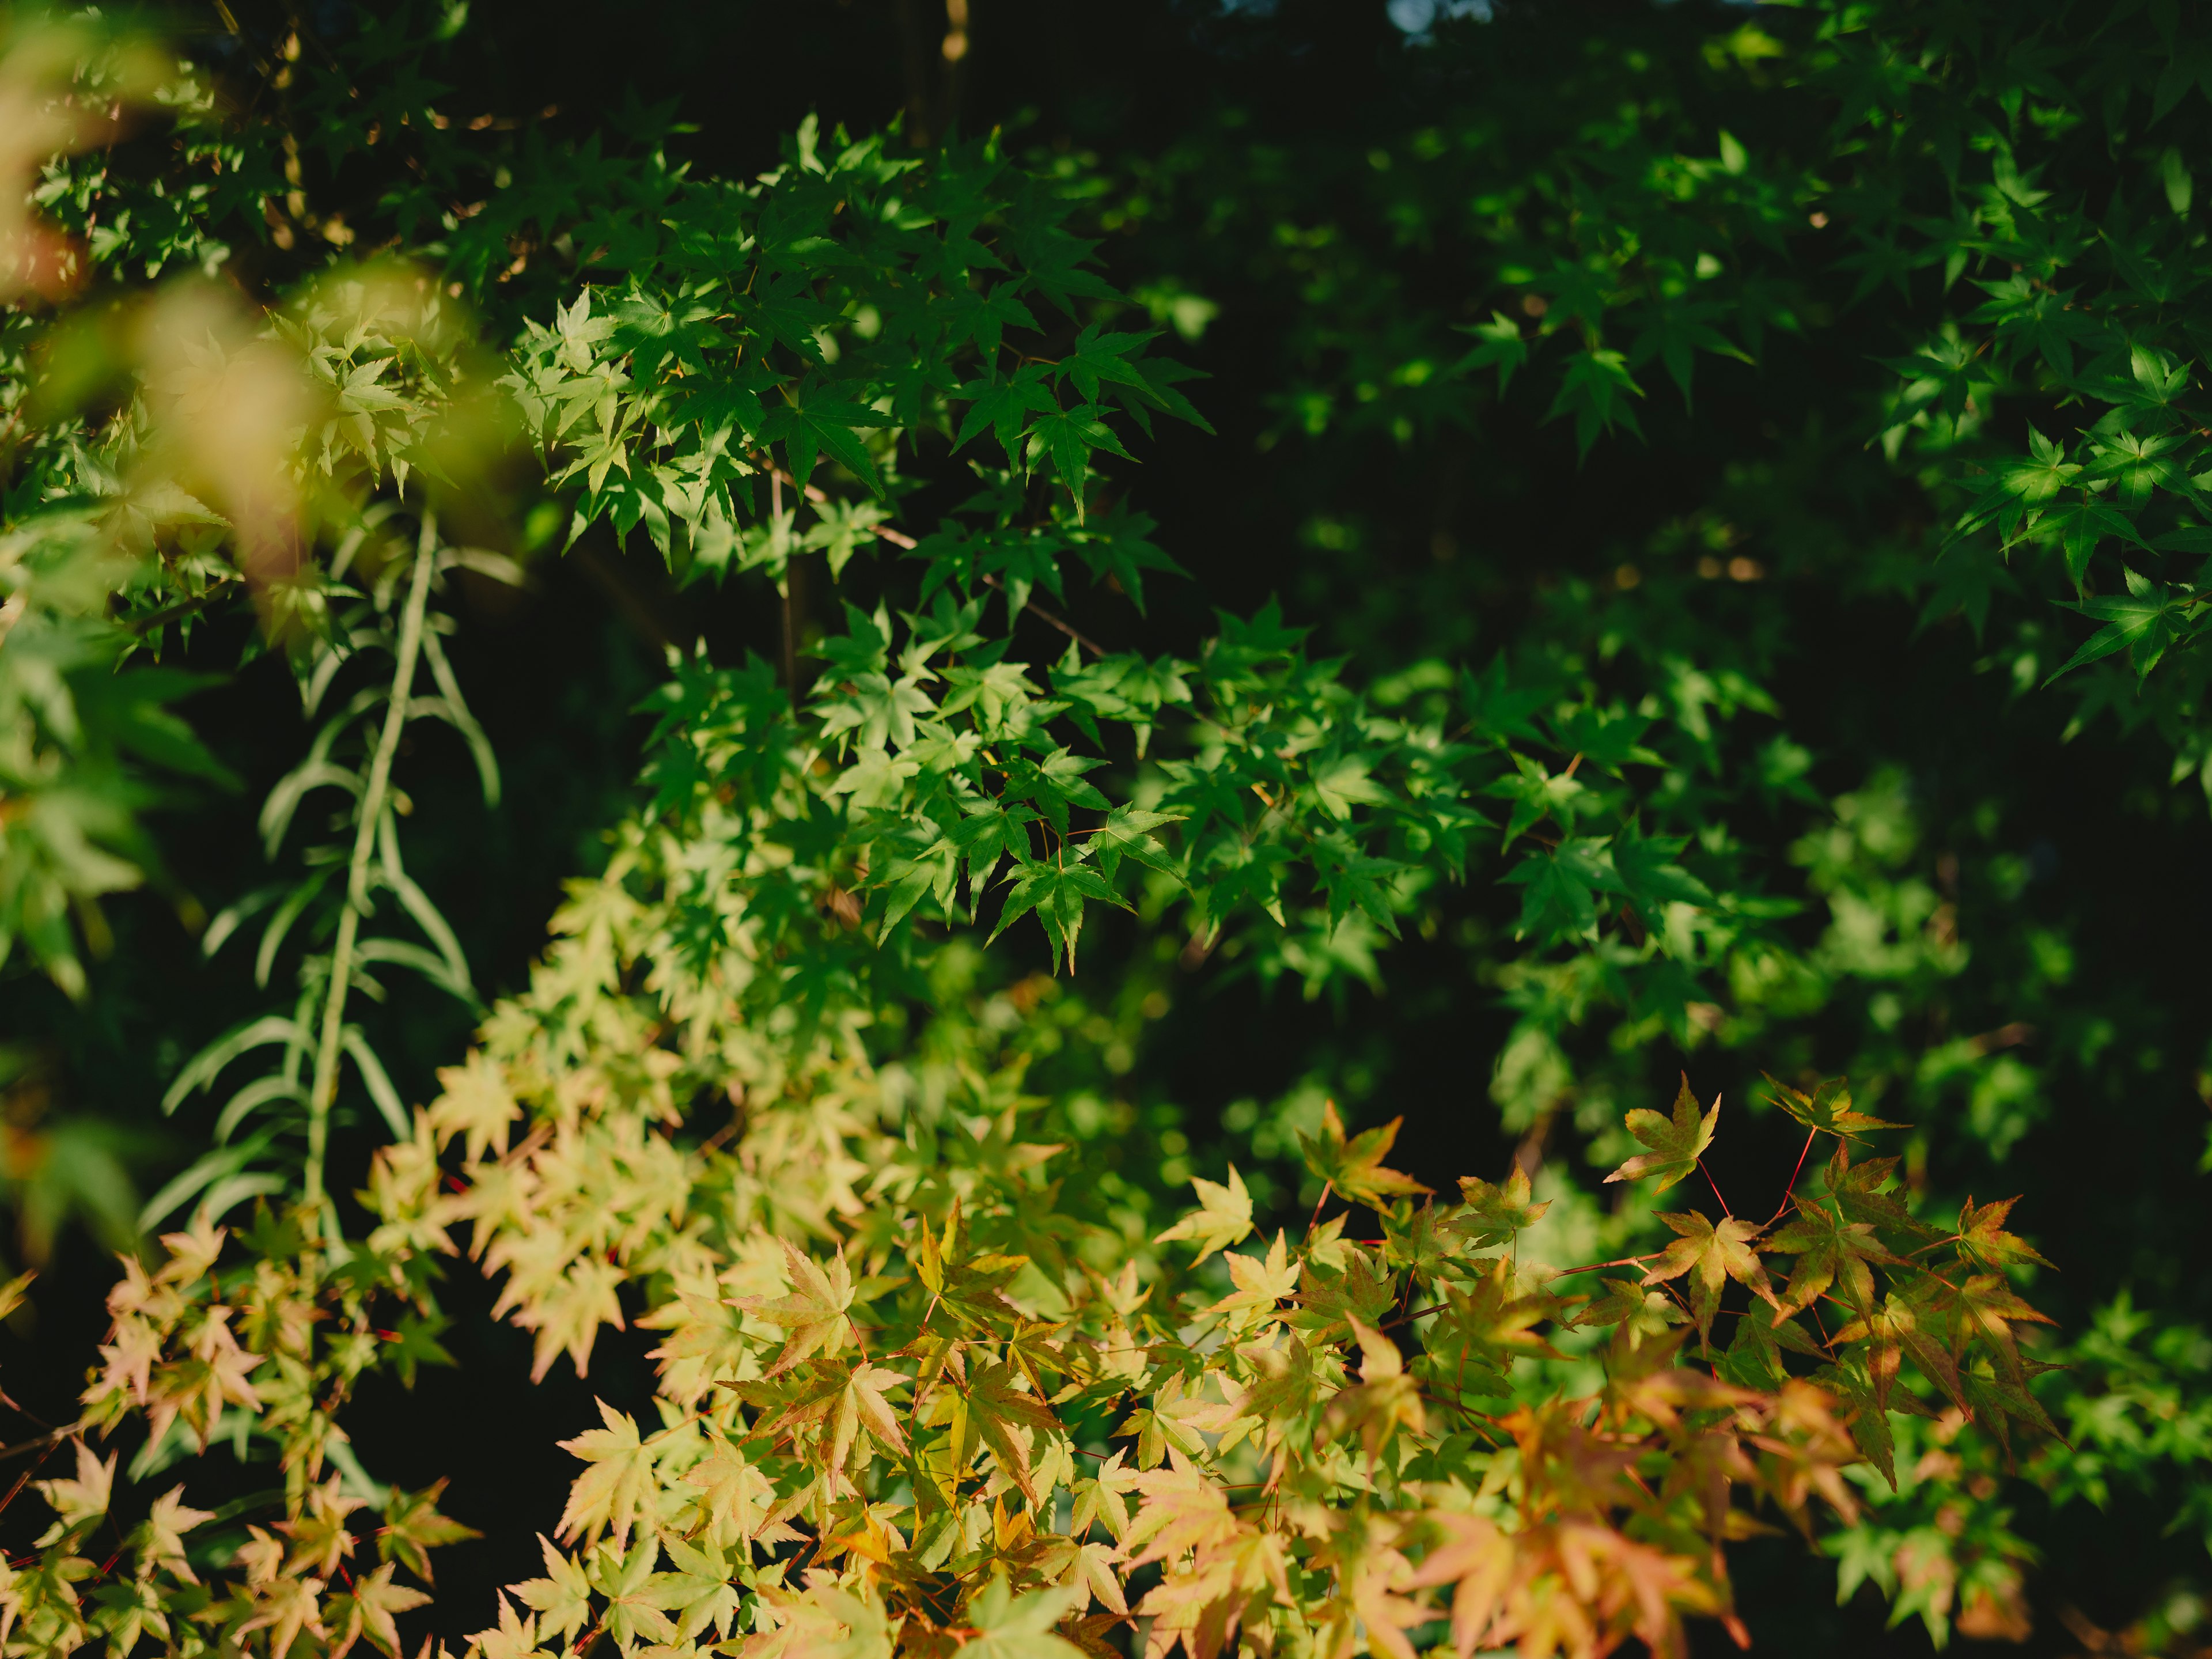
xmin=1306 ymin=1180 xmax=1334 ymax=1237
xmin=1699 ymin=1158 xmax=1733 ymax=1217
xmin=1765 ymin=1129 xmax=1819 ymax=1226
xmin=1544 ymin=1250 xmax=1661 ymax=1281
xmin=302 ymin=514 xmax=438 ymax=1225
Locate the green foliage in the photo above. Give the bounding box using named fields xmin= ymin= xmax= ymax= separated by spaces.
xmin=2 ymin=1 xmax=2211 ymax=1655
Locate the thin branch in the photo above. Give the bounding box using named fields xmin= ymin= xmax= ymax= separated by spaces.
xmin=124 ymin=579 xmax=241 ymax=636
xmin=979 ymin=572 xmax=1107 ymax=657
xmin=303 ymin=513 xmax=438 ymax=1221
xmin=1544 ymin=1251 xmax=1662 ymax=1281
xmin=0 ymin=1422 xmax=78 ymax=1465
xmin=759 ymin=459 xmax=1105 ymax=655
xmin=1765 ymin=1129 xmax=1819 ymax=1227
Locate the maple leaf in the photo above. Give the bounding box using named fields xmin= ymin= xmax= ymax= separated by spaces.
xmin=1569 ymin=1276 xmax=1687 ymax=1339
xmin=1120 ymin=1450 xmax=1243 ymax=1567
xmin=1952 ymin=1271 xmax=2056 ymax=1385
xmin=1822 ymin=1143 xmax=1942 ymax=1244
xmin=1419 ymin=1257 xmax=1560 ymax=1397
xmin=514 ymin=1535 xmax=594 ymax=1646
xmin=1317 ymin=1320 xmax=1427 ymax=1466
xmin=1604 ymin=1075 xmax=1718 ymax=1192
xmin=323 ymin=1560 xmax=430 ymax=1659
xmin=427 ymin=1051 xmax=522 ymax=1164
xmin=34 ymin=1441 xmax=115 ymax=1539
xmin=1204 ymin=1231 xmax=1298 ymax=1322
xmin=281 ymin=1478 xmax=365 ymax=1577
xmin=1407 ymin=1510 xmax=1514 ymax=1658
xmin=1745 ymin=1379 xmax=1863 ymax=1530
xmin=1069 ymin=1448 xmax=1145 ymax=1543
xmin=1382 ymin=1202 xmax=1465 ymax=1279
xmin=1763 ymin=1199 xmax=1904 ymax=1323
xmin=1716 ymin=1304 xmax=1824 ymax=1392
xmin=130 ymin=1486 xmax=214 ymax=1585
xmin=1952 ymin=1194 xmax=2056 ymax=1271
xmin=914 ymin=1199 xmax=1030 ymax=1332
xmin=656 ymin=1534 xmax=749 ymax=1642
xmin=1289 ymin=1243 xmax=1399 ymax=1344
xmin=1059 ymin=1539 xmax=1130 ymax=1616
xmin=684 ymin=1433 xmax=779 ymax=1544
xmin=735 ymin=1582 xmax=896 ymax=1659
xmin=729 ymin=1239 xmax=858 ymax=1376
xmin=964 ymin=1361 xmax=1063 ymax=1503
xmin=1830 ymin=1285 xmax=1964 ymax=1415
xmin=1760 ymin=1073 xmax=1906 ymax=1142
xmin=1444 ymin=1166 xmax=1550 ymax=1251
xmin=825 ymin=1361 xmax=910 ymax=1489
xmin=964 ymin=1575 xmax=1086 ymax=1659
xmin=236 ymin=1571 xmax=327 ymax=1659
xmin=1813 ymin=1354 xmax=1900 ymax=1487
xmin=1344 ymin=1543 xmax=1428 ymax=1659
xmin=377 ymin=1479 xmax=478 ymax=1581
xmin=556 ymin=1399 xmax=660 ymax=1547
xmin=1155 ymin=1165 xmax=1255 ymax=1264
xmin=1297 ymin=1101 xmax=1432 ymax=1209
xmin=590 ymin=1536 xmax=677 ymax=1652
xmin=469 ymin=1595 xmax=543 ymax=1659
xmin=1641 ymin=1211 xmax=1777 ymax=1341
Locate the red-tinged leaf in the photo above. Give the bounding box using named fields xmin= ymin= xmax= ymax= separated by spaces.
xmin=1296 ymin=1100 xmax=1431 ymax=1209
xmin=1641 ymin=1212 xmax=1776 ymax=1341
xmin=1952 ymin=1194 xmax=2056 ymax=1271
xmin=1760 ymin=1074 xmax=1906 ymax=1142
xmin=727 ymin=1240 xmax=857 ymax=1376
xmin=1604 ymin=1075 xmax=1718 ymax=1192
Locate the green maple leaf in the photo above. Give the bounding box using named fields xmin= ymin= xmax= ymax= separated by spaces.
xmin=378 ymin=1479 xmax=478 ymax=1579
xmin=1813 ymin=1354 xmax=1897 ymax=1488
xmin=1764 ymin=1199 xmax=1904 ymax=1323
xmin=914 ymin=1199 xmax=1030 ymax=1334
xmin=1445 ymin=1165 xmax=1550 ymax=1251
xmin=589 ymin=1536 xmax=676 ymax=1652
xmin=1418 ymin=1258 xmax=1559 ymax=1396
xmin=1155 ymin=1165 xmax=1255 ymax=1264
xmin=653 ymin=1536 xmax=747 ymax=1643
xmin=1715 ymin=1304 xmax=1824 ymax=1391
xmin=963 ymin=1362 xmax=1063 ymax=1504
xmin=1297 ymin=1100 xmax=1431 ymax=1209
xmin=1952 ymin=1194 xmax=2056 ymax=1271
xmin=1288 ymin=1243 xmax=1399 ymax=1343
xmin=728 ymin=1240 xmax=858 ymax=1376
xmin=1761 ymin=1074 xmax=1904 ymax=1143
xmin=989 ymin=854 xmax=1122 ymax=973
xmin=963 ymin=1576 xmax=1085 ymax=1659
xmin=1569 ymin=1275 xmax=1685 ymax=1337
xmin=1822 ymin=1145 xmax=1943 ymax=1245
xmin=1603 ymin=1075 xmax=1719 ymax=1192
xmin=953 ymin=364 xmax=1060 ymax=464
xmin=761 ymin=391 xmax=885 ymax=495
xmin=1641 ymin=1211 xmax=1776 ymax=1341
xmin=1231 ymin=1333 xmax=1321 ymax=1444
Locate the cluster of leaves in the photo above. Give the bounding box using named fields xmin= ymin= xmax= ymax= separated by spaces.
xmin=1065 ymin=2 xmax=2212 ymax=1631
xmin=333 ymin=961 xmax=2057 ymax=1659
xmin=0 ymin=1210 xmax=472 ymax=1656
xmin=2 ymin=0 xmax=2203 ymax=1652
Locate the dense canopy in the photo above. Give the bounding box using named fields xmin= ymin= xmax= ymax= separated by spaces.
xmin=2 ymin=2 xmax=2210 ymax=1657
